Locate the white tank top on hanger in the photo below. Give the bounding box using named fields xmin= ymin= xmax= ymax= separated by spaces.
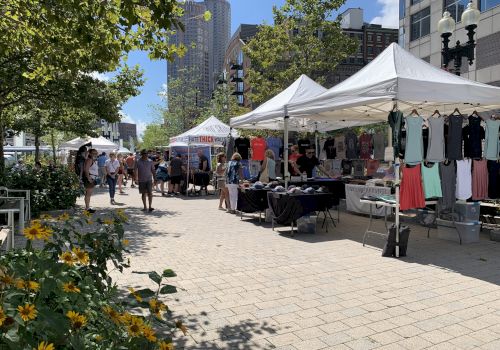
xmin=456 ymin=159 xmax=472 ymax=200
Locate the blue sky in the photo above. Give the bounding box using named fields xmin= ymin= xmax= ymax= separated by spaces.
xmin=118 ymin=0 xmax=398 ymax=136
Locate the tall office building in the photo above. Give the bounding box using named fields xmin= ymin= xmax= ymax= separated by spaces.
xmin=167 ymin=0 xmax=230 ymax=106
xmin=399 ymin=0 xmax=500 ymax=85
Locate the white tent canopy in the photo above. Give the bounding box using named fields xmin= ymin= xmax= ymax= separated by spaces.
xmin=60 ymin=136 xmax=118 ymax=152
xmin=170 ymin=116 xmax=238 ymax=146
xmin=287 ymin=43 xmax=500 ymax=122
xmin=230 ymin=74 xmax=329 ymax=132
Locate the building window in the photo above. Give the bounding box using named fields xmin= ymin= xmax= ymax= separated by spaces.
xmin=410 ymin=7 xmax=431 ymax=41
xmin=368 ymin=47 xmax=374 ymax=55
xmin=479 ymin=0 xmax=500 ymax=11
xmin=411 ymin=0 xmax=424 ymax=4
xmin=444 ymin=0 xmax=469 ymax=22
xmin=237 ymin=95 xmax=244 ymax=105
xmin=367 ymin=34 xmax=373 ymax=41
xmin=400 ymin=0 xmax=406 ymax=19
xmin=376 ymin=35 xmax=382 ymax=42
xmin=385 ymin=35 xmax=392 ymax=44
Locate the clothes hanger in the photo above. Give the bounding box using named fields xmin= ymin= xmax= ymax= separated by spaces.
xmin=431 ymin=110 xmax=441 ymax=118
xmin=410 ymin=108 xmax=420 ymax=117
xmin=451 ymin=107 xmax=462 ymax=116
xmin=471 ymin=110 xmax=480 ymax=118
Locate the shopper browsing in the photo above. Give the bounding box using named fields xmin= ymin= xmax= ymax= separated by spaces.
xmin=105 ymin=152 xmax=120 ymax=205
xmin=135 ymin=149 xmax=157 ymax=211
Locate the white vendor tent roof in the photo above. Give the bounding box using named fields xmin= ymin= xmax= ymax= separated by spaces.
xmin=287 ymin=43 xmax=500 ymax=123
xmin=170 ymin=116 xmax=238 ymax=146
xmin=60 ymin=136 xmax=118 ymax=152
xmin=230 ymin=74 xmax=331 ymax=131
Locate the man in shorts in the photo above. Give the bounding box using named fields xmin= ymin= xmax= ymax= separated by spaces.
xmin=134 ymin=149 xmax=157 ymax=212
xmin=125 ymin=153 xmax=136 ymax=187
xmin=168 ymin=153 xmax=185 ymax=195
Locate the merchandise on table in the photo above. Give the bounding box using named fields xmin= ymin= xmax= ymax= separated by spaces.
xmin=358 ymin=132 xmax=372 ymax=160
xmin=373 ymin=131 xmax=385 ymax=160
xmin=234 ymin=137 xmax=250 ymax=160
xmin=463 ymin=115 xmax=485 ymax=159
xmin=352 ymin=160 xmax=365 ymax=177
xmin=335 ymin=135 xmax=346 ymax=160
xmin=472 ymin=159 xmax=488 ymax=200
xmin=446 ymin=114 xmax=464 ymax=160
xmin=251 ymin=136 xmax=267 ymax=161
xmin=439 ymin=161 xmax=456 ymax=212
xmin=366 ymin=160 xmax=380 ymax=177
xmin=345 ymin=130 xmax=358 ymax=159
xmin=403 ymin=115 xmax=424 ymax=165
xmin=400 ymin=164 xmax=425 ymax=211
xmin=342 ymin=159 xmax=352 ymax=175
xmin=456 ymin=159 xmax=472 ymax=200
xmin=332 ymin=159 xmax=343 ymax=177
xmin=484 ymin=119 xmax=500 ymax=160
xmin=421 ymin=162 xmax=442 ymax=199
xmin=426 ymin=116 xmax=445 ymax=162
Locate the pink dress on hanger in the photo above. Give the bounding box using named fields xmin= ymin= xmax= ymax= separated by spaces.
xmin=400 ymin=164 xmax=426 ymax=211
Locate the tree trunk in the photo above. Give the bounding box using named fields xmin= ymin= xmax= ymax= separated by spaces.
xmin=34 ymin=133 xmax=40 ymax=163
xmin=51 ymin=131 xmax=57 ymax=164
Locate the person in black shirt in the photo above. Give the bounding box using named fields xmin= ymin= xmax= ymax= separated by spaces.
xmin=194 ymin=149 xmax=210 ymax=194
xmin=296 ymin=148 xmax=333 ymax=178
xmin=297 ymin=138 xmax=312 ymax=155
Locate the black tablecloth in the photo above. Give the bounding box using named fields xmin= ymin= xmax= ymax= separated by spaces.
xmin=191 ymin=172 xmax=210 ymax=187
xmin=288 ymin=179 xmax=345 ymax=201
xmin=267 ymin=192 xmax=336 ymax=226
xmin=237 ymin=188 xmax=270 ymax=213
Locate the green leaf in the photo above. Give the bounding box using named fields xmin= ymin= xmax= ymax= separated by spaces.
xmin=148 ymin=271 xmax=162 ymax=285
xmin=159 ymin=285 xmax=177 ymax=294
xmin=134 ymin=288 xmax=156 ymax=298
xmin=162 ymin=269 xmax=176 ymax=278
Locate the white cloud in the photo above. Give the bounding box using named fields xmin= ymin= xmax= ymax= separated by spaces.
xmin=88 ymin=71 xmax=111 ymax=82
xmin=120 ymin=112 xmax=147 ymax=141
xmin=370 ymin=0 xmax=399 ymax=29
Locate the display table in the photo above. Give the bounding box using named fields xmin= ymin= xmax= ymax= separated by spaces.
xmin=288 ymin=178 xmax=345 ymax=201
xmin=360 ymin=198 xmax=438 ymax=247
xmin=346 ymin=184 xmax=391 ymax=216
xmin=237 ymin=188 xmax=270 ymax=222
xmin=267 ymin=192 xmax=337 ymax=234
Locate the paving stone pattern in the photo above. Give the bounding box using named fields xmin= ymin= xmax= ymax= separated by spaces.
xmin=80 ymin=187 xmax=500 ymax=349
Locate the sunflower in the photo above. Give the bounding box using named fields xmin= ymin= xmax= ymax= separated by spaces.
xmin=149 ymin=298 xmax=167 ymax=314
xmin=36 ymin=341 xmax=55 ymax=350
xmin=128 ymin=287 xmax=142 ymax=302
xmin=17 ymin=303 xmax=37 ymax=321
xmin=23 ymin=223 xmax=43 ymax=240
xmin=66 ymin=310 xmax=87 ymax=329
xmin=0 ymin=307 xmax=6 ymax=326
xmin=27 ymin=280 xmax=39 ymax=291
xmin=115 ymin=209 xmax=128 ymax=222
xmin=62 ymin=282 xmax=81 ymax=293
xmin=158 ymin=341 xmax=174 ymax=350
xmin=95 ymin=335 xmax=103 ymax=342
xmin=57 ymin=213 xmax=70 ymax=221
xmin=72 ymin=248 xmax=89 ymax=265
xmin=103 ymin=218 xmax=114 ymax=225
xmin=122 ymin=239 xmax=130 ymax=246
xmin=59 ymin=252 xmax=75 ymax=266
xmin=15 ymin=278 xmax=26 ymax=289
xmin=142 ymin=324 xmax=157 ymax=342
xmin=127 ymin=316 xmax=144 ymax=337
xmin=0 ymin=267 xmax=14 ymax=287
xmin=82 ymin=210 xmax=92 ymax=218
xmin=103 ymin=305 xmax=121 ymax=324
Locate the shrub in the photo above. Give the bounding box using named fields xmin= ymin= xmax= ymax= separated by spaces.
xmin=0 ymin=210 xmax=183 ymax=349
xmin=0 ymin=165 xmax=81 ymax=216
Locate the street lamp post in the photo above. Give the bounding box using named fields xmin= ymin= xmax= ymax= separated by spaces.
xmin=438 ymin=1 xmax=481 ymax=76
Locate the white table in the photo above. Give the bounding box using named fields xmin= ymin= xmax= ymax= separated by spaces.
xmin=0 ymin=197 xmax=25 ymax=250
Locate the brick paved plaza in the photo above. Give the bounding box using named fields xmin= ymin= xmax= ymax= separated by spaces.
xmin=81 ymin=188 xmax=500 ymax=350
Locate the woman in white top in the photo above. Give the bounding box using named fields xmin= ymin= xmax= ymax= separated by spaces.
xmin=105 ymin=152 xmax=120 ymax=205
xmin=259 ymin=149 xmax=276 ymax=183
xmin=83 ymin=149 xmax=99 ymax=212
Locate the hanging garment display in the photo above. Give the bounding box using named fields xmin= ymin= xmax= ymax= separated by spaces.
xmin=422 ymin=127 xmax=429 ymax=160
xmin=488 ymin=160 xmax=500 ymax=199
xmin=456 ymin=159 xmax=472 ymax=200
xmin=463 ymin=115 xmax=485 ymax=159
xmin=421 ymin=162 xmax=442 ymax=199
xmin=366 ymin=159 xmax=380 ymax=177
xmin=342 ymin=160 xmax=352 ymax=175
xmin=234 ymin=137 xmax=250 ymax=160
xmin=472 ymin=159 xmax=488 ymax=200
xmin=335 ymin=135 xmax=346 ymax=159
xmin=373 ymin=131 xmax=385 ymax=160
xmin=352 ymin=160 xmax=365 ymax=177
xmin=345 ymin=130 xmax=358 ymax=159
xmin=446 ymin=115 xmax=464 ymax=160
xmin=225 ymin=135 xmax=235 ymax=158
xmin=426 ymin=117 xmax=445 ymax=162
xmin=251 ymin=136 xmax=267 ymax=161
xmin=266 ymin=137 xmax=283 ymax=160
xmin=403 ymin=115 xmax=424 ymax=165
xmin=439 ymin=161 xmax=456 ymax=212
xmin=388 ymin=110 xmax=404 ymax=160
xmin=400 ymin=164 xmax=426 ymax=211
xmin=297 ymin=138 xmax=312 ymax=155
xmin=484 ymin=119 xmax=500 ymax=160
xmin=358 ymin=132 xmax=373 ymax=160
xmin=332 ymin=159 xmax=343 ymax=177
xmin=323 ymin=137 xmax=336 ymax=159
xmin=240 ymin=159 xmax=251 ymax=179
xmin=249 ymin=160 xmax=261 ymax=177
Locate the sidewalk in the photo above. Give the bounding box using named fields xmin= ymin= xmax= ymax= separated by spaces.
xmin=81 ymin=187 xmax=500 ymax=349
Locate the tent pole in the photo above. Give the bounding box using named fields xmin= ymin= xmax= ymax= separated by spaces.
xmin=394 ymin=100 xmax=400 ymax=258
xmin=284 ymin=106 xmax=290 ymax=188
xmin=187 ymin=144 xmax=190 ymax=196
xmin=315 ymin=122 xmax=319 ymax=158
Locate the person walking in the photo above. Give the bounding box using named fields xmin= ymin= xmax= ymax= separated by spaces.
xmin=125 ymin=153 xmax=136 ymax=188
xmin=117 ymin=153 xmax=126 ymax=194
xmin=97 ymin=152 xmax=108 ymax=187
xmin=156 ymin=154 xmax=170 ymax=196
xmin=105 ymin=152 xmax=120 ymax=205
xmin=168 ymin=154 xmax=185 ymax=195
xmin=226 ymin=153 xmax=243 ymax=214
xmin=135 ymin=149 xmax=157 ymax=211
xmin=83 ymin=149 xmax=99 ymax=213
xmin=215 ymin=153 xmax=229 ymax=210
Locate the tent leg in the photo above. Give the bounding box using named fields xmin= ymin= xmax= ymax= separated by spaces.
xmin=284 ymin=107 xmax=290 ymax=188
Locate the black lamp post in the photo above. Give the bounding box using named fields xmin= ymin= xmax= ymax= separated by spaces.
xmin=438 ymin=1 xmax=480 ymax=76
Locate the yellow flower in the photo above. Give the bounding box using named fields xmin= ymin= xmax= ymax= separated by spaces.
xmin=35 ymin=341 xmax=55 ymax=350
xmin=24 ymin=221 xmax=52 ymax=241
xmin=0 ymin=267 xmax=14 ymax=287
xmin=17 ymin=303 xmax=37 ymax=321
xmin=72 ymin=247 xmax=89 ymax=265
xmin=119 ymin=311 xmax=133 ymax=325
xmin=66 ymin=310 xmax=87 ymax=329
xmin=83 ymin=210 xmax=92 ymax=218
xmin=0 ymin=307 xmax=6 ymax=326
xmin=128 ymin=287 xmax=142 ymax=302
xmin=63 ymin=282 xmax=81 ymax=293
xmin=149 ymin=298 xmax=167 ymax=315
xmin=103 ymin=305 xmax=121 ymax=324
xmin=103 ymin=218 xmax=114 ymax=225
xmin=27 ymin=280 xmax=39 ymax=291
xmin=142 ymin=324 xmax=157 ymax=342
xmin=58 ymin=213 xmax=70 ymax=221
xmin=122 ymin=239 xmax=129 ymax=246
xmin=15 ymin=278 xmax=26 ymax=289
xmin=158 ymin=341 xmax=174 ymax=350
xmin=127 ymin=316 xmax=144 ymax=337
xmin=59 ymin=252 xmax=75 ymax=266
xmin=115 ymin=209 xmax=128 ymax=222
xmin=95 ymin=335 xmax=103 ymax=342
